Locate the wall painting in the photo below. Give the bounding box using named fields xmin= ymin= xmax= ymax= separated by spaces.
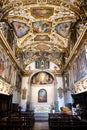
xmin=38 ymin=89 xmax=47 ymax=102
xmin=73 ymin=48 xmax=87 ymax=83
xmin=31 ymin=72 xmax=54 ymax=85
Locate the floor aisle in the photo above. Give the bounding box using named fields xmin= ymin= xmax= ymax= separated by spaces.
xmin=32 ymin=121 xmax=50 ymax=130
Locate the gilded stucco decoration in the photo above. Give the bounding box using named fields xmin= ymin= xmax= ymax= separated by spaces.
xmin=72 ymin=77 xmax=87 ymax=94
xmin=0 ymin=0 xmax=86 ymax=73
xmin=0 ymin=78 xmax=13 ymax=95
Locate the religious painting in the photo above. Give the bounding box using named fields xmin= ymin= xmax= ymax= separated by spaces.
xmin=35 ymin=59 xmax=49 ymax=69
xmin=34 ymin=35 xmax=50 ymax=41
xmin=16 ymin=71 xmax=22 ymax=90
xmin=38 ymin=89 xmax=47 ymax=102
xmin=73 ymin=48 xmax=87 ymax=83
xmin=35 ymin=51 xmax=50 ymax=57
xmin=0 ymin=52 xmax=5 ymax=77
xmin=30 ymin=7 xmax=54 ymax=18
xmin=22 ymin=88 xmax=27 ymax=99
xmin=57 ymin=87 xmax=63 ymax=99
xmin=31 ymin=72 xmax=54 ymax=85
xmin=0 ymin=44 xmax=7 ymax=78
xmin=35 ymin=44 xmax=50 ymax=51
xmin=0 ymin=43 xmax=16 ymax=84
xmin=55 ymin=22 xmax=71 ymax=37
xmin=32 ymin=21 xmax=52 ymax=33
xmin=64 ymin=73 xmax=69 ymax=88
xmin=12 ymin=21 xmax=29 ymax=37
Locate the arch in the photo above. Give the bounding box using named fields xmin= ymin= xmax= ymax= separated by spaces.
xmin=26 ymin=70 xmax=57 ymax=111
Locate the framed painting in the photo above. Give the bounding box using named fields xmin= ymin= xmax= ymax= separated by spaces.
xmin=38 ymin=89 xmax=47 ymax=102
xmin=22 ymin=88 xmax=26 ymax=99
xmin=73 ymin=48 xmax=87 ymax=83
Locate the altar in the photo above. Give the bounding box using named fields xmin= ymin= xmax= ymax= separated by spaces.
xmin=34 ymin=105 xmax=50 ymax=113
xmin=32 ymin=104 xmax=51 ymax=120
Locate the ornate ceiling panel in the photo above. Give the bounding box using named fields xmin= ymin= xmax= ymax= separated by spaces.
xmin=0 ymin=0 xmax=86 ymax=71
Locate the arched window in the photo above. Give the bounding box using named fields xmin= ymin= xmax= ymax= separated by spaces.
xmin=38 ymin=89 xmax=47 ymax=102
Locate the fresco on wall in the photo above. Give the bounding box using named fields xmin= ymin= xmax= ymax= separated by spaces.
xmin=31 ymin=7 xmax=54 ymax=18
xmin=57 ymin=87 xmax=63 ymax=99
xmin=12 ymin=21 xmax=29 ymax=37
xmin=55 ymin=22 xmax=71 ymax=37
xmin=34 ymin=35 xmax=50 ymax=41
xmin=0 ymin=22 xmax=14 ymax=50
xmin=0 ymin=50 xmax=5 ymax=77
xmin=0 ymin=43 xmax=16 ymax=85
xmin=35 ymin=59 xmax=49 ymax=69
xmin=33 ymin=21 xmax=52 ymax=33
xmin=73 ymin=48 xmax=87 ymax=83
xmin=31 ymin=72 xmax=54 ymax=85
xmin=64 ymin=73 xmax=69 ymax=88
xmin=38 ymin=89 xmax=47 ymax=102
xmin=22 ymin=88 xmax=26 ymax=99
xmin=16 ymin=71 xmax=22 ymax=90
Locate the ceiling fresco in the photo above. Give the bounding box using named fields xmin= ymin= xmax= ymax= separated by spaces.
xmin=0 ymin=0 xmax=86 ymax=72
xmin=12 ymin=21 xmax=30 ymax=37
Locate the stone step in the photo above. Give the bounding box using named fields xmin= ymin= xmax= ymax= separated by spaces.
xmin=34 ymin=113 xmax=48 ymax=121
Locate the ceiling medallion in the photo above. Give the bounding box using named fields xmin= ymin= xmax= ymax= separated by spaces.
xmin=30 ymin=7 xmax=54 ymax=18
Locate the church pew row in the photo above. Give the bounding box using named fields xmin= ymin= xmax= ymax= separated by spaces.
xmin=0 ymin=111 xmax=35 ymax=130
xmin=48 ymin=113 xmax=87 ymax=129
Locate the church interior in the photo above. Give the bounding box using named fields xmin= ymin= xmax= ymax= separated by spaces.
xmin=0 ymin=0 xmax=87 ymax=129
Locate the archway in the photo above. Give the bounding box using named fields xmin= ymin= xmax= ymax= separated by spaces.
xmin=29 ymin=71 xmax=56 ymax=120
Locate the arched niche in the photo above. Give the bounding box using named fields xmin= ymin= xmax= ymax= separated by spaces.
xmin=27 ymin=70 xmax=57 ymax=112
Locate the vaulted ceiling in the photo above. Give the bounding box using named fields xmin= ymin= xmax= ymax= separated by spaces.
xmin=0 ymin=0 xmax=87 ymax=72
